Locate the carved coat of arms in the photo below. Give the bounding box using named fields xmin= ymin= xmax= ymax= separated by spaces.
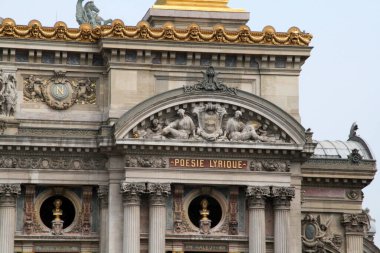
xmin=42 ymin=72 xmax=76 ymax=110
xmin=193 ymin=104 xmax=226 ymax=141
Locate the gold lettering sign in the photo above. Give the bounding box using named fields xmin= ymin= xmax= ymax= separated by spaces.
xmin=169 ymin=158 xmax=247 ymax=169
xmin=184 ymin=243 xmax=228 ymax=251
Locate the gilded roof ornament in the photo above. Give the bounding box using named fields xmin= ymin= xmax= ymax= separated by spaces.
xmin=0 ymin=19 xmax=313 ymax=46
xmin=153 ymin=0 xmax=245 ymax=12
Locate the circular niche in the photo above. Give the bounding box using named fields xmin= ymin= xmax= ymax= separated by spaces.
xmin=40 ymin=195 xmax=76 ymax=229
xmin=188 ymin=195 xmax=222 ymax=229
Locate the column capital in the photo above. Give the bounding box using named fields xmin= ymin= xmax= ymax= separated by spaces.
xmin=342 ymin=213 xmax=367 ymax=234
xmin=147 ymin=183 xmax=171 ymax=206
xmin=272 ymin=186 xmax=295 ymax=209
xmin=120 ymin=182 xmax=146 ymax=205
xmin=98 ymin=185 xmax=109 ymax=207
xmin=0 ymin=184 xmax=21 ymax=207
xmin=246 ymin=186 xmax=270 ymax=208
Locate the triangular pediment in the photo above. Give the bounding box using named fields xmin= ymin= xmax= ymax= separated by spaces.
xmin=115 ymin=73 xmax=307 ymax=150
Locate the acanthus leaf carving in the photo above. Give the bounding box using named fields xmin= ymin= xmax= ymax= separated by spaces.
xmin=342 ymin=213 xmax=368 ymax=233
xmin=23 ymin=72 xmax=96 ymax=110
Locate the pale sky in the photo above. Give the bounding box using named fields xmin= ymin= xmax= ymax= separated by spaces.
xmin=1 ymin=0 xmax=380 ymax=246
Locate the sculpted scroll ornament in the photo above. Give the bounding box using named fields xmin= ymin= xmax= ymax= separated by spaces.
xmin=302 ymin=214 xmax=342 ymax=252
xmin=0 ymin=70 xmax=17 ymax=117
xmin=23 ymin=72 xmax=96 ymax=110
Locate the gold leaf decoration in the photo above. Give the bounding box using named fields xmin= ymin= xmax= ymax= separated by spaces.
xmin=0 ymin=18 xmax=313 ymax=46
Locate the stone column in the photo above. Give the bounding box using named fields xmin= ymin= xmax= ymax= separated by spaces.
xmin=121 ymin=182 xmax=146 ymax=253
xmin=98 ymin=185 xmax=109 ymax=253
xmin=272 ymin=187 xmax=295 ymax=253
xmin=147 ymin=183 xmax=171 ymax=253
xmin=246 ymin=186 xmax=270 ymax=253
xmin=342 ymin=213 xmax=367 ymax=253
xmin=0 ymin=184 xmax=21 ymax=253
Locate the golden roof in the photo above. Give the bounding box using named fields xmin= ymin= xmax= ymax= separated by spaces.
xmin=0 ymin=18 xmax=312 ymax=46
xmin=153 ymin=0 xmax=245 ymax=12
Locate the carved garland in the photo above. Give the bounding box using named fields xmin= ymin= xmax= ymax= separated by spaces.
xmin=0 ymin=18 xmax=313 ymax=46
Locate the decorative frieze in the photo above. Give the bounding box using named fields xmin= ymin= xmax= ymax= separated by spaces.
xmin=346 ymin=189 xmax=361 ymax=200
xmin=23 ymin=72 xmax=96 ymax=110
xmin=250 ymin=160 xmax=290 ymax=172
xmin=126 ymin=156 xmax=167 ymax=168
xmin=0 ymin=70 xmax=17 ymax=117
xmin=342 ymin=213 xmax=368 ymax=233
xmin=0 ymin=155 xmax=106 ymax=170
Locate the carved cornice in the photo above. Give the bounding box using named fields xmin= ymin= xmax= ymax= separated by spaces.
xmin=0 ymin=184 xmax=21 ymax=206
xmin=120 ymin=182 xmax=146 ymax=205
xmin=342 ymin=213 xmax=368 ymax=233
xmin=246 ymin=186 xmax=270 ymax=208
xmin=147 ymin=183 xmax=171 ymax=205
xmin=272 ymin=186 xmax=295 ymax=208
xmin=0 ymin=19 xmax=312 ymax=46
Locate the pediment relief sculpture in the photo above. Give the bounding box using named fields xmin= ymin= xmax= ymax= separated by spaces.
xmin=23 ymin=72 xmax=96 ymax=110
xmin=129 ymin=104 xmax=291 ymax=143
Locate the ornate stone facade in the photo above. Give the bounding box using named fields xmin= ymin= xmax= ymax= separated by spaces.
xmin=0 ymin=1 xmax=377 ymax=253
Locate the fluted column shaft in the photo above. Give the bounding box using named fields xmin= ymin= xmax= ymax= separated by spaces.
xmin=121 ymin=182 xmax=145 ymax=253
xmin=342 ymin=213 xmax=366 ymax=253
xmin=272 ymin=187 xmax=295 ymax=253
xmin=0 ymin=184 xmax=20 ymax=253
xmin=274 ymin=206 xmax=290 ymax=253
xmin=346 ymin=234 xmax=363 ymax=253
xmin=148 ymin=183 xmax=171 ymax=253
xmin=246 ymin=186 xmax=270 ymax=253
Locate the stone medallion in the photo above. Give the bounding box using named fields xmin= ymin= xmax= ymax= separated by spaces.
xmin=41 ymin=72 xmax=77 ymax=110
